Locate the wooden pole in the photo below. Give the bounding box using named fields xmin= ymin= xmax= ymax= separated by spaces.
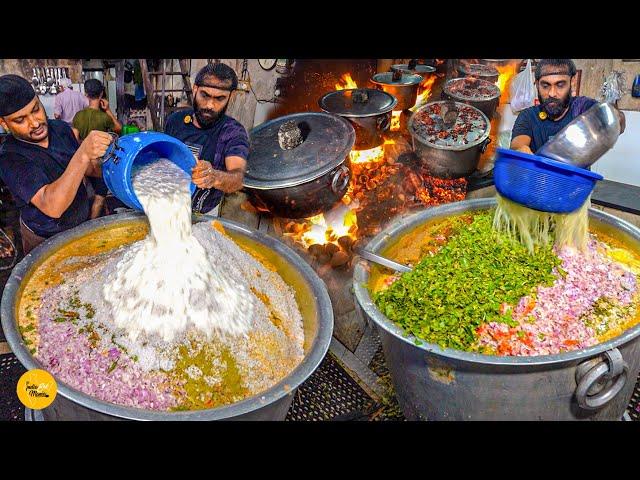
xmin=139 ymin=59 xmax=159 ymax=131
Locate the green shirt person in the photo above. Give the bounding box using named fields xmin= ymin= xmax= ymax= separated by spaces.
xmin=73 ymin=78 xmax=122 ymax=141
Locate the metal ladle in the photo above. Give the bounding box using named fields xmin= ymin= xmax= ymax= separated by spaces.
xmin=355 ymin=248 xmax=412 ymax=273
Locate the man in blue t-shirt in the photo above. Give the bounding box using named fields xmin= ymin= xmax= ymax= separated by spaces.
xmin=0 ymin=74 xmax=113 ymax=254
xmin=511 ymin=59 xmax=626 ymax=155
xmin=164 ymin=62 xmax=249 ymax=214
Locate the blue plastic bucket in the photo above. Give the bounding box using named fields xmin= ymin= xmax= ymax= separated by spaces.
xmin=493 ymin=147 xmax=603 ymax=213
xmin=102 ymin=132 xmax=196 ymax=211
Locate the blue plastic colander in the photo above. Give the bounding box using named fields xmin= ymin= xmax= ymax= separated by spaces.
xmin=493 ymin=148 xmax=603 ymax=213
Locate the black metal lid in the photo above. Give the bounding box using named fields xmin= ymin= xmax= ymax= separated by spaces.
xmin=245 ymin=112 xmax=355 ymax=189
xmin=371 ymin=72 xmax=423 ymax=86
xmin=391 ymin=64 xmax=436 ymax=75
xmin=318 ymin=88 xmax=397 ymax=118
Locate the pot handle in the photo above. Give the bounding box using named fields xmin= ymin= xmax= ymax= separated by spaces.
xmin=377 ymin=113 xmax=391 ymax=132
xmin=102 ymin=132 xmax=123 ymax=165
xmin=480 ymin=136 xmax=492 ymax=154
xmin=575 ymin=348 xmax=628 ymax=411
xmin=331 ymin=164 xmax=351 ymax=194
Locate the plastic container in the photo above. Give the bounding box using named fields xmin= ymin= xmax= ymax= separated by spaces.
xmin=102 ymin=131 xmax=196 ymax=211
xmin=493 ymin=147 xmax=603 ymax=213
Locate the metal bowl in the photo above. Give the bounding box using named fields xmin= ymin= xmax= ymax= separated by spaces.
xmin=537 ymin=102 xmax=621 ymax=168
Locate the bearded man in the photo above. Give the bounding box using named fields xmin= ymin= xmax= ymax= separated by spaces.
xmin=510 ymin=58 xmax=626 ymax=156
xmin=164 ymin=62 xmax=248 ymax=214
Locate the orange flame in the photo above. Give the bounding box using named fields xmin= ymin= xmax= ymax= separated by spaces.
xmin=349 ymin=145 xmax=385 ymax=164
xmin=496 ymin=63 xmax=519 ymax=102
xmin=299 ymin=205 xmax=358 ymax=248
xmin=390 ymin=111 xmax=402 ymax=131
xmin=410 ymin=75 xmax=437 ymax=111
xmin=335 ymin=73 xmax=358 ymax=90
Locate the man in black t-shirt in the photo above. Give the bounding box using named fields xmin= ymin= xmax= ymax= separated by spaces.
xmin=164 ymin=63 xmax=249 ymax=214
xmin=511 ymin=59 xmax=626 ymax=155
xmin=0 ymin=74 xmax=112 ymax=254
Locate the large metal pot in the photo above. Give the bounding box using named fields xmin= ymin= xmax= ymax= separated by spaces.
xmin=354 ymin=198 xmax=640 ymax=420
xmin=457 ymin=62 xmax=499 ymax=84
xmin=244 ymin=112 xmax=355 ymax=219
xmin=441 ymin=77 xmax=501 ymax=120
xmin=1 ymin=212 xmax=334 ymax=420
xmin=390 ymin=63 xmax=436 ymax=81
xmin=370 ymin=72 xmax=423 ymax=111
xmin=407 ymin=101 xmax=491 ymax=178
xmin=319 ymin=88 xmax=397 ymax=150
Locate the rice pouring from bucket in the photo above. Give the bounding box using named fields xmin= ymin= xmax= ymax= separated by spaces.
xmin=102 ymin=159 xmax=257 ymax=342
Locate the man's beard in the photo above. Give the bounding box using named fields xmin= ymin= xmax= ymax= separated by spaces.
xmin=539 ymin=92 xmax=571 ymax=119
xmin=194 ymin=100 xmax=228 ymax=129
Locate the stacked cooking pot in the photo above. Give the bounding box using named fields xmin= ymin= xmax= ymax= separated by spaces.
xmin=408 ymin=100 xmax=491 ymax=178
xmin=243 ymin=112 xmax=355 ymax=219
xmin=457 ymin=62 xmax=499 ymax=84
xmin=319 ymin=87 xmax=397 ymax=149
xmin=441 ymin=77 xmax=501 ymax=120
xmin=369 ymin=72 xmax=423 ymax=111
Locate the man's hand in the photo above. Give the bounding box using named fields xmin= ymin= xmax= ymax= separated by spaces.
xmin=192 ymin=159 xmax=218 ymax=189
xmin=191 ymin=159 xmax=245 ymax=193
xmin=78 ymin=130 xmax=112 ymax=163
xmin=515 ymin=145 xmax=533 ymax=155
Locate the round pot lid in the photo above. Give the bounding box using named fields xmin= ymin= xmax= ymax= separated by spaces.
xmin=458 ymin=63 xmax=498 ymax=77
xmin=318 ymin=88 xmax=397 ymax=118
xmin=245 ymin=112 xmax=355 ymax=189
xmin=391 ymin=64 xmax=436 ymax=75
xmin=444 ymin=77 xmax=501 ymax=101
xmin=408 ymin=100 xmax=490 ymax=151
xmin=371 ymin=72 xmax=423 ymax=86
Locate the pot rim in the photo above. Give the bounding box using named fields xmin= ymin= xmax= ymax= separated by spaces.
xmin=1 ymin=212 xmax=334 ymax=420
xmin=243 ymin=156 xmax=350 ymax=190
xmin=353 ymin=198 xmax=640 ymax=367
xmin=371 ymin=72 xmax=423 ymax=87
xmin=407 ymin=100 xmax=491 ymax=151
xmin=444 ymin=77 xmax=501 ymax=102
xmin=318 ymin=88 xmax=398 ymax=118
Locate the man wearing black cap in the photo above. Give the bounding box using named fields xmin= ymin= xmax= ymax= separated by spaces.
xmin=164 ymin=62 xmax=248 ymax=214
xmin=511 ymin=59 xmax=626 ymax=155
xmin=0 ymin=74 xmax=113 ymax=254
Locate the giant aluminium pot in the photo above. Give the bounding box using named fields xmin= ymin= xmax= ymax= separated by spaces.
xmin=353 ymin=198 xmax=640 ymax=420
xmin=370 ymin=72 xmax=423 ymax=111
xmin=407 ymin=101 xmax=491 ymax=178
xmin=1 ymin=212 xmax=334 ymax=420
xmin=244 ymin=112 xmax=355 ymax=219
xmin=319 ymin=88 xmax=397 ymax=150
xmin=441 ymin=77 xmax=501 ymax=120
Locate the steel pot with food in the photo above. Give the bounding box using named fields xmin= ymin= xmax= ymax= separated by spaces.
xmin=407 ymin=100 xmax=491 ymax=178
xmin=319 ymin=88 xmax=397 ymax=150
xmin=370 ymin=72 xmax=423 ymax=111
xmin=441 ymin=77 xmax=501 ymax=120
xmin=244 ymin=112 xmax=355 ymax=219
xmin=390 ymin=63 xmax=436 ymax=81
xmin=354 ymin=198 xmax=640 ymax=420
xmin=457 ymin=62 xmax=499 ymax=84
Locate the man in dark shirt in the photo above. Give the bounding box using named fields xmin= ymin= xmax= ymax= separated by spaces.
xmin=164 ymin=62 xmax=248 ymax=214
xmin=0 ymin=74 xmax=112 ymax=254
xmin=511 ymin=59 xmax=626 ymax=155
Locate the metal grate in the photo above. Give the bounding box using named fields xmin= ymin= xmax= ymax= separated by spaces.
xmin=0 ymin=353 xmax=26 ymax=421
xmin=285 ymin=352 xmax=376 ymax=421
